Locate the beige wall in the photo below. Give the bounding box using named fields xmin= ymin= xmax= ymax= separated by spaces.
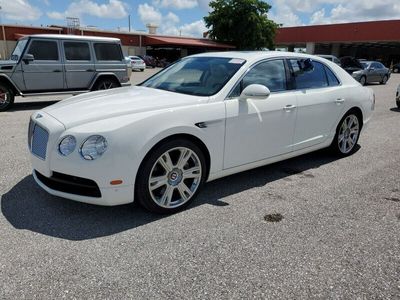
xmin=0 ymin=41 xmax=17 ymax=60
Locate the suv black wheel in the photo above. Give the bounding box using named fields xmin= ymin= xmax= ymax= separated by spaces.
xmin=0 ymin=82 xmax=15 ymax=111
xmin=136 ymin=139 xmax=207 ymax=214
xmin=93 ymin=78 xmax=119 ymax=91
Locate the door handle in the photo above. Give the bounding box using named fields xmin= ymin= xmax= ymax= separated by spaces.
xmin=283 ymin=104 xmax=296 ymax=112
xmin=86 ymin=69 xmax=94 ymax=72
xmin=335 ymin=98 xmax=345 ymax=104
xmin=53 ymin=69 xmax=62 ymax=72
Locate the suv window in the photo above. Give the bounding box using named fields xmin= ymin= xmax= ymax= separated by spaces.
xmin=290 ymin=59 xmax=328 ymax=89
xmin=27 ymin=40 xmax=58 ymax=60
xmin=94 ymin=43 xmax=122 ymax=61
xmin=230 ymin=59 xmax=287 ymax=97
xmin=64 ymin=42 xmax=91 ymax=61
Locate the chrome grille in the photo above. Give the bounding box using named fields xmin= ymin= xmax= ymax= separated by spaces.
xmin=31 ymin=123 xmax=49 ymax=160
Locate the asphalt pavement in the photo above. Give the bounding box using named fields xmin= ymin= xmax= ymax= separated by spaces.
xmin=0 ymin=69 xmax=399 ymax=299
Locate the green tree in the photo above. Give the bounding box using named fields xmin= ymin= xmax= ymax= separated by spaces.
xmin=204 ymin=0 xmax=279 ymax=50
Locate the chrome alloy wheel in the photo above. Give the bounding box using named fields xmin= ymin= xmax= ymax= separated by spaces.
xmin=148 ymin=147 xmax=202 ymax=209
xmin=338 ymin=114 xmax=359 ymax=154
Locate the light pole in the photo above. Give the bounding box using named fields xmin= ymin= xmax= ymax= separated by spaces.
xmin=0 ymin=6 xmax=7 ymax=60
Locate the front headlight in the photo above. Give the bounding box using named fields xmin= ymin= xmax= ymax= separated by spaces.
xmin=80 ymin=135 xmax=108 ymax=160
xmin=59 ymin=135 xmax=76 ymax=156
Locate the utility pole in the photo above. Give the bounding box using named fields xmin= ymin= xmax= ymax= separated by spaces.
xmin=0 ymin=6 xmax=6 ymax=60
xmin=128 ymin=15 xmax=131 ymax=32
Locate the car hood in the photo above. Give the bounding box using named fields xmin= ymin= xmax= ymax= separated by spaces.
xmin=0 ymin=60 xmax=16 ymax=71
xmin=44 ymin=86 xmax=207 ymax=129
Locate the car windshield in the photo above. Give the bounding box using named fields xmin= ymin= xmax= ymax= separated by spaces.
xmin=140 ymin=57 xmax=246 ymax=96
xmin=10 ymin=38 xmax=28 ymax=60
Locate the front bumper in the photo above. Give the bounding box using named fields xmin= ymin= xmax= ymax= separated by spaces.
xmin=29 ymin=111 xmax=135 ymax=206
xmin=33 ymin=170 xmax=134 ymax=206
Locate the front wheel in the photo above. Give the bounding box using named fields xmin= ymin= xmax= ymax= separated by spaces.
xmin=0 ymin=82 xmax=15 ymax=111
xmin=136 ymin=139 xmax=207 ymax=214
xmin=380 ymin=75 xmax=388 ymax=85
xmin=359 ymin=76 xmax=366 ymax=86
xmin=331 ymin=112 xmax=361 ymax=156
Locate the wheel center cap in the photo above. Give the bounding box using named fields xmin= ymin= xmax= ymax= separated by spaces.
xmin=168 ymin=169 xmax=183 ymax=186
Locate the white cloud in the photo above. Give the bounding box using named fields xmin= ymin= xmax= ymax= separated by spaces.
xmin=47 ymin=0 xmax=128 ymax=21
xmin=153 ymin=0 xmax=198 ymax=10
xmin=138 ymin=3 xmax=162 ymax=25
xmin=179 ymin=20 xmax=207 ymax=37
xmin=1 ymin=0 xmax=42 ymax=21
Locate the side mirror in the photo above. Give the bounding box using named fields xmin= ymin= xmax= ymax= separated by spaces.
xmin=22 ymin=54 xmax=34 ymax=64
xmin=240 ymin=84 xmax=271 ymax=101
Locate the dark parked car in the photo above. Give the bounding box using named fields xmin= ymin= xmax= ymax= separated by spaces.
xmin=138 ymin=55 xmax=156 ymax=68
xmin=393 ymin=63 xmax=400 ymax=73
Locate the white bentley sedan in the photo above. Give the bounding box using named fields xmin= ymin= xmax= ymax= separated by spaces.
xmin=29 ymin=51 xmax=374 ymax=213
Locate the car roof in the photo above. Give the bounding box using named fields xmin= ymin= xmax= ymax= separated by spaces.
xmin=23 ymin=34 xmax=120 ymax=42
xmin=191 ymin=51 xmax=328 ymax=63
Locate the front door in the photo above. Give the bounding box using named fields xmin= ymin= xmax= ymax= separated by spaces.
xmin=224 ymin=59 xmax=297 ymax=169
xmin=22 ymin=39 xmax=64 ymax=91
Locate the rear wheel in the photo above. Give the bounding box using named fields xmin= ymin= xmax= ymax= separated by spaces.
xmin=136 ymin=139 xmax=207 ymax=214
xmin=0 ymin=82 xmax=15 ymax=111
xmin=93 ymin=78 xmax=119 ymax=91
xmin=394 ymin=68 xmax=399 ymax=73
xmin=331 ymin=112 xmax=361 ymax=156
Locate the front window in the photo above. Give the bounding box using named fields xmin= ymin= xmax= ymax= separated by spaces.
xmin=141 ymin=57 xmax=246 ymax=96
xmin=27 ymin=40 xmax=59 ymax=60
xmin=11 ymin=38 xmax=28 ymax=60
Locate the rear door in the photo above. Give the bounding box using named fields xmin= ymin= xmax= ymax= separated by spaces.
xmin=22 ymin=39 xmax=64 ymax=91
xmin=289 ymin=59 xmax=346 ymax=150
xmin=63 ymin=41 xmax=95 ymax=90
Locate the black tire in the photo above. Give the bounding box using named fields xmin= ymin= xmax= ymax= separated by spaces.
xmin=394 ymin=68 xmax=399 ymax=73
xmin=330 ymin=111 xmax=361 ymax=156
xmin=136 ymin=139 xmax=207 ymax=214
xmin=359 ymin=76 xmax=366 ymax=86
xmin=93 ymin=78 xmax=119 ymax=91
xmin=397 ymin=101 xmax=400 ymax=109
xmin=380 ymin=75 xmax=388 ymax=85
xmin=140 ymin=69 xmax=144 ymax=72
xmin=0 ymin=82 xmax=15 ymax=111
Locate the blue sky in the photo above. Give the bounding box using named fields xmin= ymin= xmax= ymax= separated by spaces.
xmin=1 ymin=0 xmax=400 ymax=37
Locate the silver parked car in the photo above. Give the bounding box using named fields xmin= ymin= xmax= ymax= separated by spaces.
xmin=351 ymin=61 xmax=390 ymax=86
xmin=0 ymin=34 xmax=131 ymax=111
xmin=317 ymin=54 xmax=341 ymax=66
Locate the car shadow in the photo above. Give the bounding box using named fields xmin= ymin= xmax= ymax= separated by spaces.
xmin=390 ymin=107 xmax=400 ymax=112
xmin=9 ymin=100 xmax=59 ymax=112
xmin=1 ymin=148 xmax=352 ymax=241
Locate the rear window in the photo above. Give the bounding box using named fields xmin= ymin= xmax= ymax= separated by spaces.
xmin=94 ymin=43 xmax=122 ymax=61
xmin=64 ymin=42 xmax=91 ymax=61
xmin=290 ymin=59 xmax=328 ymax=89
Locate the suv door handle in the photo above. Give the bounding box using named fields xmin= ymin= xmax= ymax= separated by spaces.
xmin=53 ymin=69 xmax=62 ymax=72
xmin=283 ymin=104 xmax=296 ymax=112
xmin=335 ymin=98 xmax=345 ymax=104
xmin=86 ymin=69 xmax=94 ymax=72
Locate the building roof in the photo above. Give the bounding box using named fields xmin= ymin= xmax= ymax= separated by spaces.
xmin=145 ymin=36 xmax=234 ymax=49
xmin=276 ymin=19 xmax=400 ymax=44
